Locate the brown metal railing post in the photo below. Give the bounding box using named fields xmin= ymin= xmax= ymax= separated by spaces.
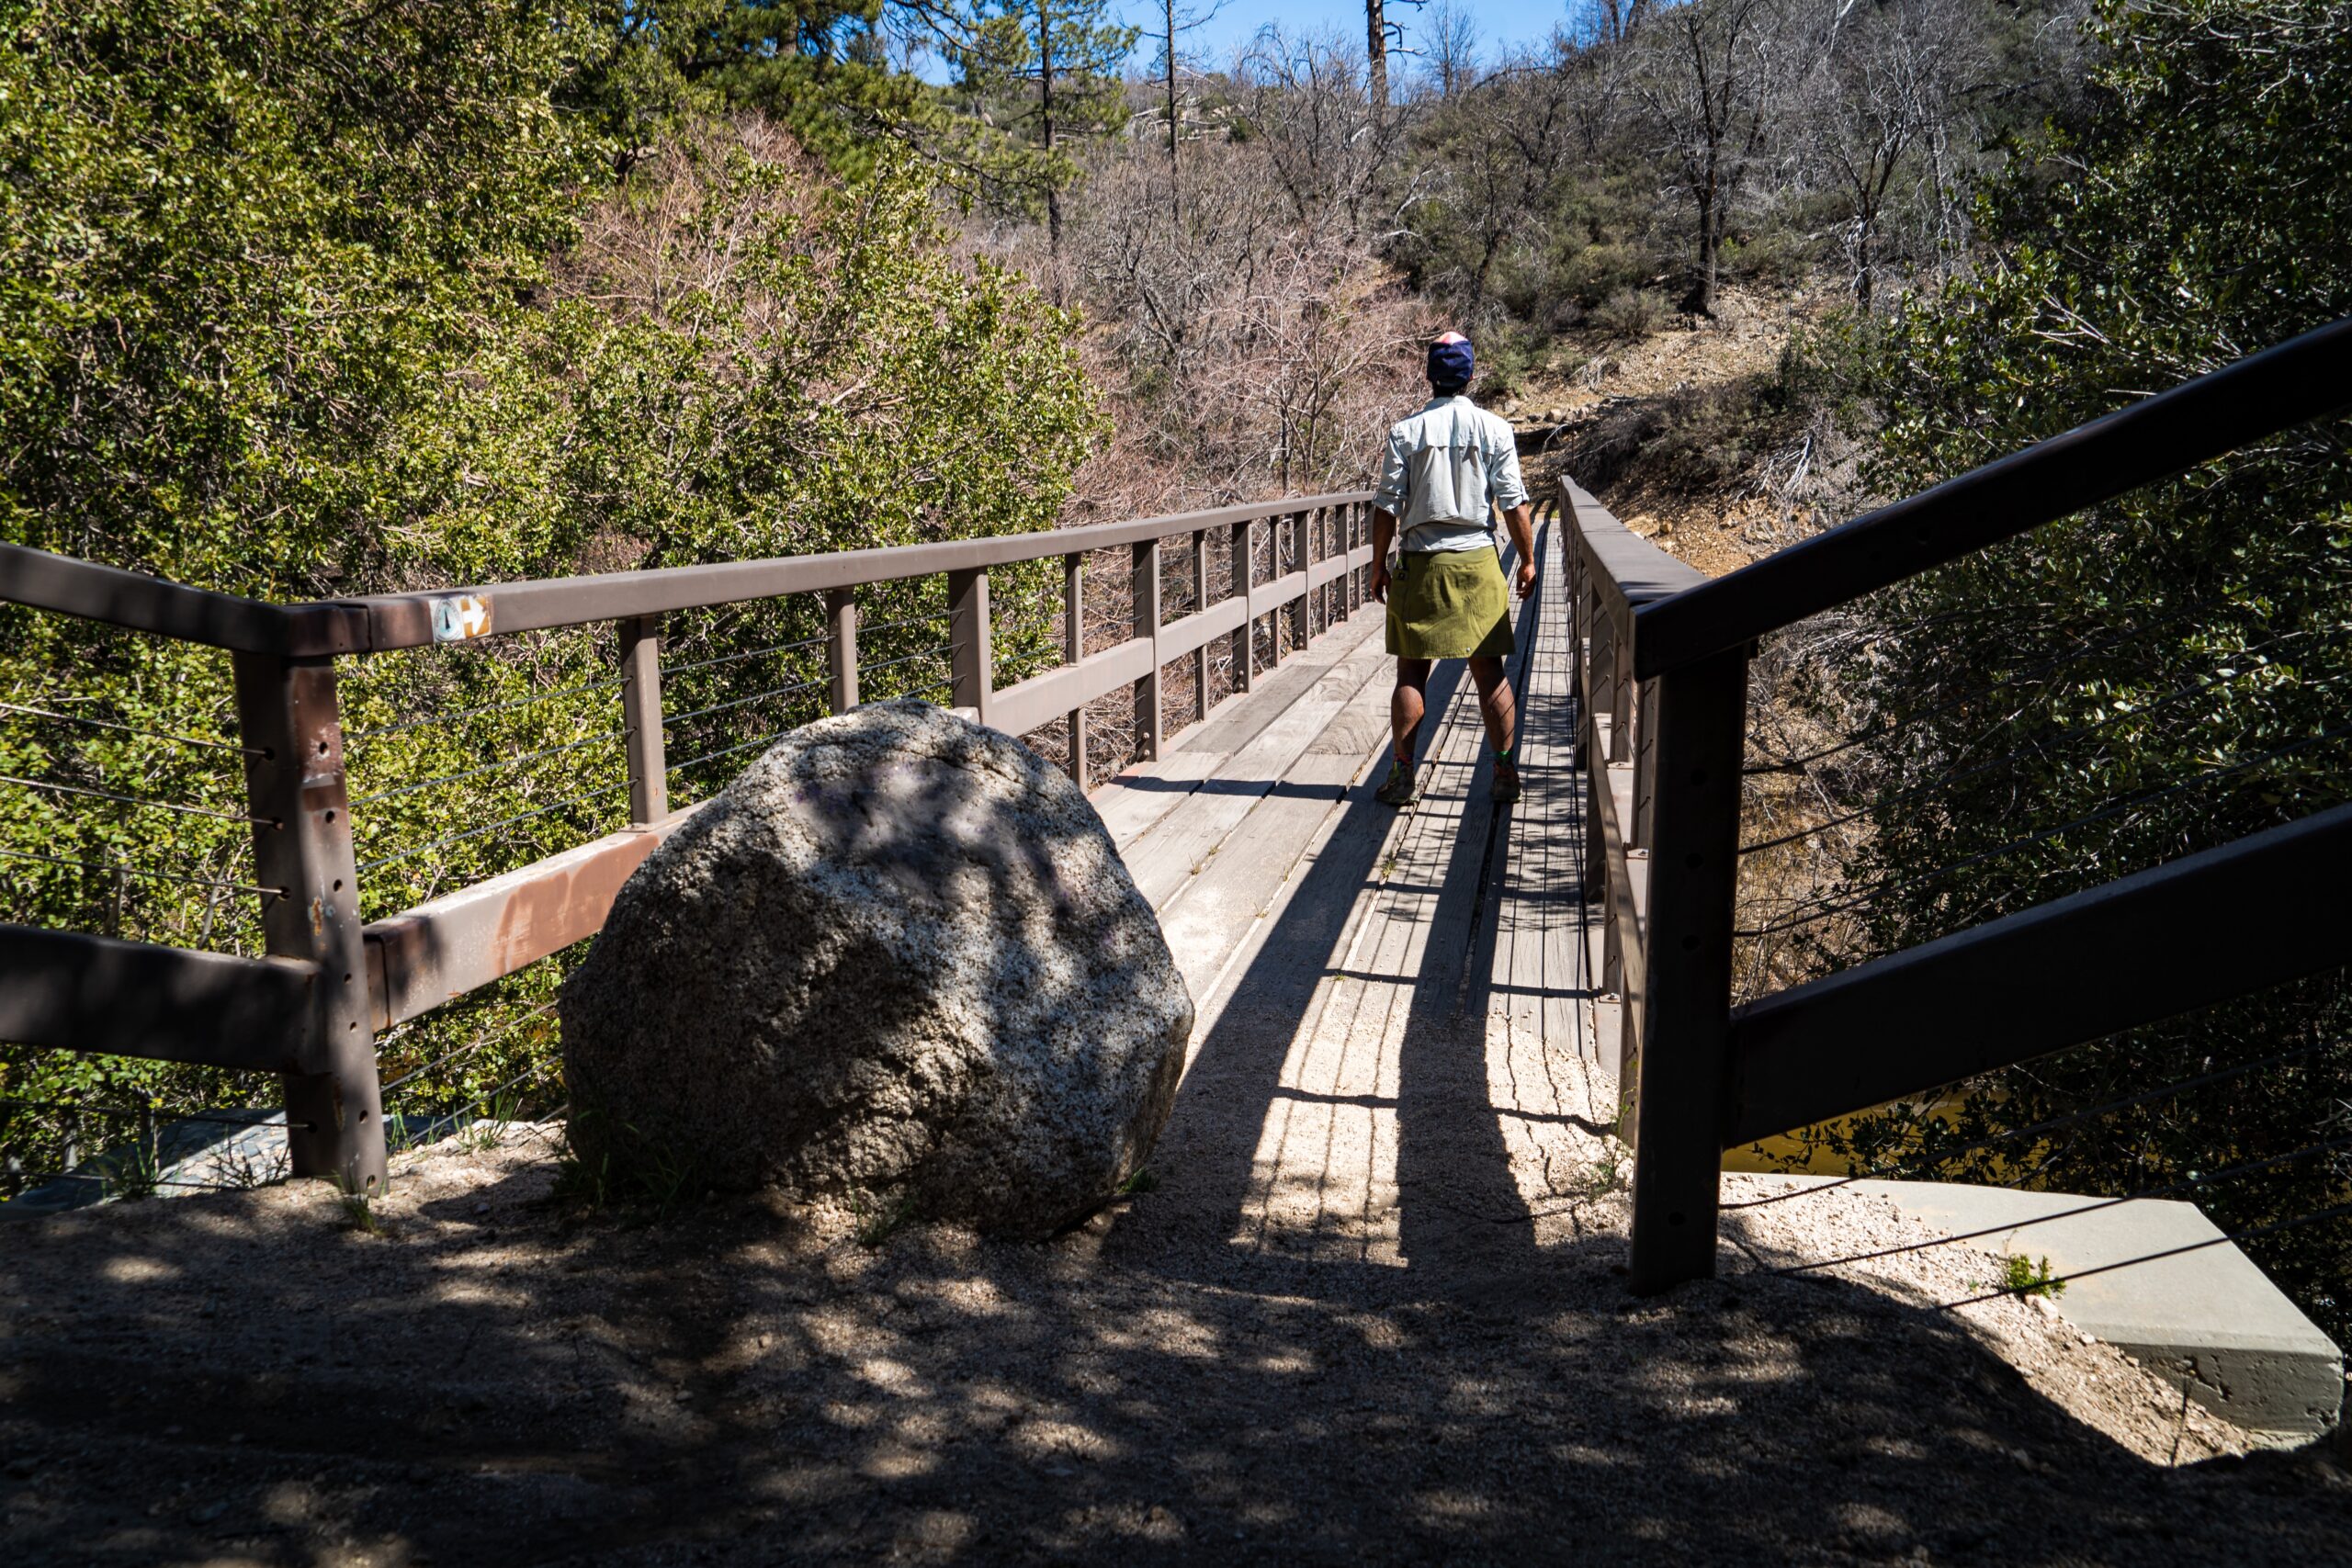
xmin=1192 ymin=528 xmax=1212 ymax=723
xmin=1063 ymin=554 xmax=1089 ymax=789
xmin=1132 ymin=540 xmax=1163 ymax=759
xmin=1584 ymin=579 xmax=1617 ymax=913
xmin=1348 ymin=503 xmax=1365 ymax=614
xmin=1293 ymin=512 xmax=1312 ymax=650
xmin=1567 ymin=542 xmax=1589 ymax=770
xmin=1610 ymin=611 xmax=1634 ymax=765
xmin=619 ymin=616 xmax=667 ymax=825
xmin=827 ymin=589 xmax=859 ymax=715
xmin=233 ymin=653 xmax=385 ymax=1194
xmin=1627 ymin=644 xmax=1749 ymax=1294
xmin=1305 ymin=511 xmax=1323 ymax=641
xmin=1265 ymin=521 xmax=1285 ymax=673
xmin=947 ymin=568 xmax=993 ymax=727
xmin=1230 ymin=519 xmax=1255 ymax=694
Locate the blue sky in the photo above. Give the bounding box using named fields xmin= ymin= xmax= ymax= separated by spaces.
xmin=1136 ymin=0 xmax=1573 ymax=71
xmin=896 ymin=3 xmax=1578 ymax=85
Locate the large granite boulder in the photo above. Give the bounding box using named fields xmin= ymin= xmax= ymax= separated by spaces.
xmin=560 ymin=699 xmax=1193 ymax=1236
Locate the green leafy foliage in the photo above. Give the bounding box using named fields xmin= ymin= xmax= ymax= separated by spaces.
xmin=0 ymin=0 xmax=1100 ymax=1186
xmin=1999 ymin=1254 xmax=2065 ymax=1300
xmin=1816 ymin=0 xmax=2352 ymax=1345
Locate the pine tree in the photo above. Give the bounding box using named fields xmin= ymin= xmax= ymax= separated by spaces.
xmin=954 ymin=0 xmax=1137 ymax=289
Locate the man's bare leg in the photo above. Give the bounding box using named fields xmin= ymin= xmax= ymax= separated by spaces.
xmin=1468 ymin=656 xmax=1520 ymax=798
xmin=1390 ymin=658 xmax=1433 ymax=760
xmin=1378 ymin=658 xmax=1433 ymax=804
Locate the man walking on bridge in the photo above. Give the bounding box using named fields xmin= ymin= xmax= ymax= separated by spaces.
xmin=1369 ymin=331 xmax=1536 ymax=807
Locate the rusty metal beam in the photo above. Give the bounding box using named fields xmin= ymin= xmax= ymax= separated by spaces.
xmin=0 ymin=544 xmax=295 ymax=653
xmin=0 ymin=925 xmax=319 ymax=1071
xmin=1564 ymin=482 xmax=1707 ymax=631
xmin=826 ymin=589 xmax=859 ymax=714
xmin=232 ymin=651 xmax=384 ymax=1191
xmin=361 ymin=809 xmax=702 ymax=1031
xmin=1133 ymin=539 xmax=1163 ymax=760
xmin=619 ymin=616 xmax=667 ymax=825
xmin=947 ymin=567 xmax=993 ymax=727
xmin=1062 ymin=554 xmax=1088 ymax=789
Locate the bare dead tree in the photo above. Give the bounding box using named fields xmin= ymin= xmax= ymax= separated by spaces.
xmin=1153 ymin=0 xmax=1227 ymax=223
xmin=1059 ymin=134 xmax=1429 ymax=516
xmin=1427 ymin=0 xmax=1480 ymax=98
xmin=1796 ymin=0 xmax=1984 ymax=310
xmin=1363 ymin=0 xmax=1425 ymax=118
xmin=1629 ymin=0 xmax=1791 ymax=315
xmin=1235 ymin=28 xmax=1404 ymax=244
xmin=1419 ymin=50 xmax=1587 ymax=316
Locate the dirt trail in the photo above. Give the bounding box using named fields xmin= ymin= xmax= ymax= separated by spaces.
xmin=3 ymin=1110 xmax=2346 ymax=1567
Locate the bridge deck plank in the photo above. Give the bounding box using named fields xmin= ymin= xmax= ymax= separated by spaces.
xmin=1117 ymin=635 xmax=1393 ymax=909
xmin=1113 ymin=520 xmax=1611 ymax=1269
xmin=1089 ymin=608 xmax=1385 ymax=851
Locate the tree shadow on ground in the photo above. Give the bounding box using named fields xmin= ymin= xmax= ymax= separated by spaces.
xmin=3 ymin=1169 xmax=2346 ymax=1566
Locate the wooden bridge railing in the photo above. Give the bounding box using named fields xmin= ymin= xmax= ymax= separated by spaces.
xmin=0 ymin=491 xmax=1378 ymax=1195
xmin=1569 ymin=314 xmax=2352 ymax=1293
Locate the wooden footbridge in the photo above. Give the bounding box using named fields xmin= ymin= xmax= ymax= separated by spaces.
xmin=5 ymin=317 xmax=2351 ymax=1293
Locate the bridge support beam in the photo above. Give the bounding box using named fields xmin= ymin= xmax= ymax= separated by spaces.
xmin=1229 ymin=520 xmax=1255 ymax=694
xmin=947 ymin=568 xmax=993 ymax=728
xmin=826 ymin=590 xmax=859 ymax=716
xmin=619 ymin=615 xmax=667 ymax=825
xmin=233 ymin=651 xmax=387 ymax=1196
xmin=1626 ymin=644 xmax=1748 ymax=1295
xmin=1061 ymin=555 xmax=1088 ymax=789
xmin=1131 ymin=540 xmax=1163 ymax=759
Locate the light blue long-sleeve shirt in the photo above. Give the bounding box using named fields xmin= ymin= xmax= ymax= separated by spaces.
xmin=1372 ymin=395 xmax=1529 ymax=555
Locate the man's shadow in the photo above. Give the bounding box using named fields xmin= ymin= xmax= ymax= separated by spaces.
xmin=1111 ymin=525 xmax=1567 ymax=1292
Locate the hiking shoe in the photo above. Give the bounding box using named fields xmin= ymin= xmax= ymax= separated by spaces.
xmin=1375 ymin=758 xmax=1420 ymax=807
xmin=1490 ymin=759 xmax=1522 ymax=806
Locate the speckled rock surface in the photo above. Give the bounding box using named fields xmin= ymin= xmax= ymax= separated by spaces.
xmin=560 ymin=700 xmax=1192 ymax=1235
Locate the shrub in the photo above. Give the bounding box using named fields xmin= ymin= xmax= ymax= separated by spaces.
xmin=1591 ymin=288 xmax=1672 ymax=341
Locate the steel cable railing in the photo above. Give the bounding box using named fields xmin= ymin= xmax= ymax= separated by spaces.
xmin=1741 ymin=604 xmax=2212 ymax=778
xmin=1736 ymin=622 xmax=2352 ymax=859
xmin=660 ymin=677 xmax=826 ymax=729
xmin=344 ymin=674 xmax=626 ymax=741
xmin=0 ymin=701 xmax=265 ymax=757
xmin=1724 ymin=1034 xmax=2350 ymax=1210
xmin=0 ymin=846 xmax=282 ymax=899
xmin=1734 ymin=719 xmax=2352 ymax=942
xmin=0 ymin=773 xmax=268 ymax=825
xmin=349 ymin=726 xmax=631 ymax=808
xmin=355 ymin=779 xmax=633 ymax=874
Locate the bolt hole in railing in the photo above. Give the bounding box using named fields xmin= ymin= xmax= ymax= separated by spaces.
xmin=1566 ymin=314 xmax=2352 ymax=1322
xmin=1 ymin=491 xmax=1377 ymax=1201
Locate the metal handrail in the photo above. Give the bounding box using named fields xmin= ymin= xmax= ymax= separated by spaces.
xmin=3 ymin=488 xmax=1382 ymax=1192
xmin=1565 ymin=317 xmax=2352 ymax=1293
xmin=0 ymin=491 xmax=1371 ymax=654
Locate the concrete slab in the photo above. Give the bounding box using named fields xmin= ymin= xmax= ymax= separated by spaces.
xmin=1740 ymin=1174 xmax=2345 ymax=1440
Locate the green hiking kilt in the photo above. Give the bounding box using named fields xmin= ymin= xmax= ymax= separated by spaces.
xmin=1385 ymin=547 xmax=1514 ymax=660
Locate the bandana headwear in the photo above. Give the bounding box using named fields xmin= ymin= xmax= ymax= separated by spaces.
xmin=1427 ymin=331 xmax=1475 ymax=392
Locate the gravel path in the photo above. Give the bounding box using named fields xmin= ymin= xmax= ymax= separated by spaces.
xmin=1 ymin=1115 xmax=2346 ymax=1567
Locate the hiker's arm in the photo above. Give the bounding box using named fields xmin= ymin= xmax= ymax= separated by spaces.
xmin=1504 ymin=503 xmax=1536 ymax=598
xmin=1371 ymin=507 xmax=1397 ymax=601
